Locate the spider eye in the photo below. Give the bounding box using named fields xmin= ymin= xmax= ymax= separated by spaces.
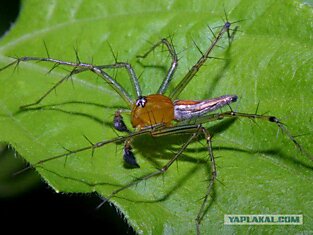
xmin=136 ymin=96 xmax=147 ymax=107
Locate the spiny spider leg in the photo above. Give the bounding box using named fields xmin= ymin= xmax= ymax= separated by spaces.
xmin=20 ymin=67 xmax=81 ymax=109
xmin=14 ymin=123 xmax=195 ymax=175
xmin=97 ymin=62 xmax=141 ymax=98
xmin=196 ymin=128 xmax=216 ymax=235
xmin=222 ymin=8 xmax=232 ymax=40
xmin=170 ymin=21 xmax=234 ymax=100
xmin=96 ymin=125 xmax=215 ymax=211
xmin=1 ymin=57 xmax=135 ymax=108
xmin=184 ymin=110 xmax=311 ymax=159
xmin=137 ymin=38 xmax=178 ymax=94
xmin=13 ymin=127 xmax=155 ymax=175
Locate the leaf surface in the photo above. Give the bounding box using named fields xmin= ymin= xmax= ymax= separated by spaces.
xmin=0 ymin=0 xmax=312 ymax=234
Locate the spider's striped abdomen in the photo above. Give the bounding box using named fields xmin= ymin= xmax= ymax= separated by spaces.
xmin=174 ymin=95 xmax=238 ymax=120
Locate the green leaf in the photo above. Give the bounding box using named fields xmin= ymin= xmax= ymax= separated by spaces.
xmin=0 ymin=0 xmax=312 ymax=234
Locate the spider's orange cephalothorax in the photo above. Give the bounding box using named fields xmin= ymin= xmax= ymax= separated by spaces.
xmin=131 ymin=94 xmax=174 ymax=129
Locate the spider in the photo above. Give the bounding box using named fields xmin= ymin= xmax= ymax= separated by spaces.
xmin=1 ymin=18 xmax=309 ymax=234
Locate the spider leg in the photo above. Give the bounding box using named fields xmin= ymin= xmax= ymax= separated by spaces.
xmin=170 ymin=21 xmax=233 ymax=100
xmin=97 ymin=62 xmax=142 ymax=98
xmin=195 ymin=128 xmax=216 ymax=235
xmin=97 ymin=124 xmax=204 ymax=207
xmin=15 ymin=123 xmax=192 ymax=175
xmin=14 ymin=127 xmax=155 ymax=176
xmin=190 ymin=111 xmax=311 ymax=159
xmin=20 ymin=66 xmax=81 ymax=109
xmin=97 ymin=124 xmax=218 ymax=235
xmin=137 ymin=38 xmax=178 ymax=94
xmin=1 ymin=56 xmax=134 ymax=108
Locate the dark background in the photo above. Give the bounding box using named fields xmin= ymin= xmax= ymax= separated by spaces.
xmin=0 ymin=1 xmax=135 ymax=234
